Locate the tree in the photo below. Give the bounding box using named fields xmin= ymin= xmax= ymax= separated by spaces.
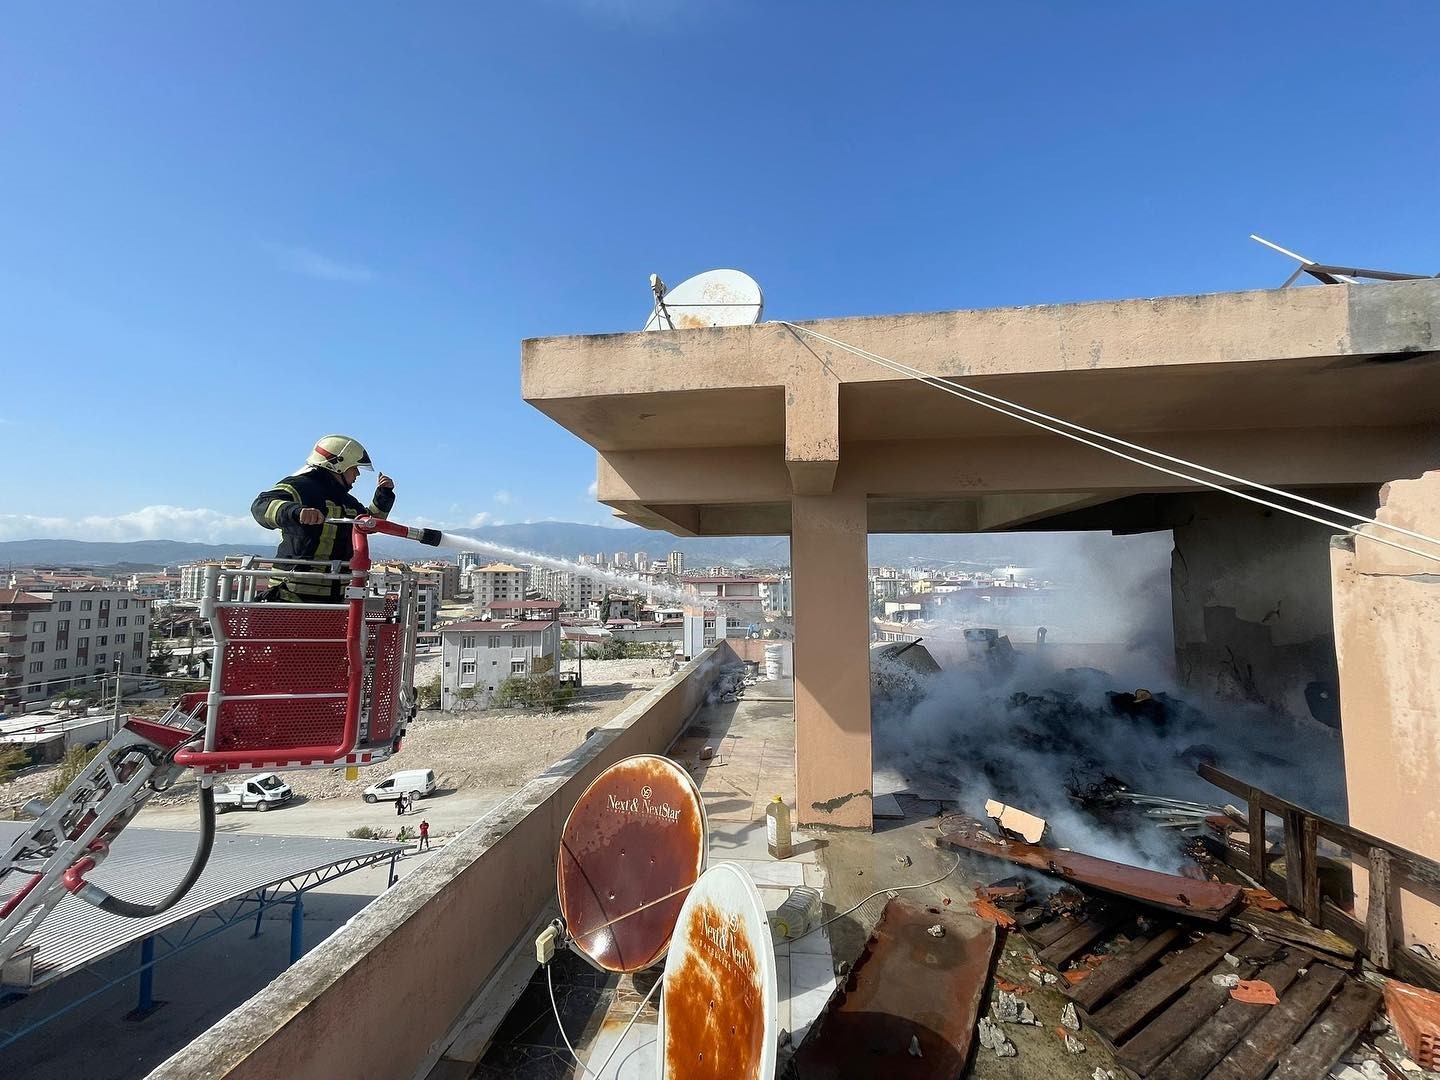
xmin=416 ymin=674 xmax=441 ymax=710
xmin=0 ymin=743 xmax=28 ymax=779
xmin=148 ymin=638 xmax=175 ymax=677
xmin=46 ymin=744 xmax=103 ymax=799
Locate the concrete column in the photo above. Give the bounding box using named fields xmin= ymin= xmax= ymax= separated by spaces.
xmin=791 ymin=493 xmax=872 ymax=829
xmin=1333 ymin=470 xmax=1440 ymax=954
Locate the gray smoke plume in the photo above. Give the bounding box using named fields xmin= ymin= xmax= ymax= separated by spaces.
xmin=871 ymin=530 xmax=1344 ymax=873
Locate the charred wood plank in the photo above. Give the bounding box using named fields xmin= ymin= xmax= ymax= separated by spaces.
xmin=1199 ymin=764 xmax=1440 ymax=894
xmin=1088 ymin=931 xmax=1245 ymax=1043
xmin=1206 ymin=963 xmax=1347 ymax=1080
xmin=1025 ymin=914 xmax=1081 ymax=948
xmin=1367 ymin=848 xmax=1393 ymax=972
xmin=1068 ymin=928 xmax=1185 ymax=1012
xmin=1150 ymin=949 xmax=1310 ymax=1080
xmin=1232 ymin=904 xmax=1357 ymax=962
xmin=1268 ymin=980 xmax=1383 ymax=1080
xmin=1302 ymin=816 xmax=1321 ymax=924
xmin=1248 ymin=790 xmax=1267 ymax=881
xmin=1038 ymin=910 xmax=1128 ymax=970
xmin=939 ymin=829 xmax=1242 ymax=921
xmin=1115 ymin=937 xmax=1276 ymax=1076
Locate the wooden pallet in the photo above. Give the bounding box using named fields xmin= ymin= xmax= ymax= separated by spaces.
xmin=1019 ymin=912 xmax=1381 ymax=1078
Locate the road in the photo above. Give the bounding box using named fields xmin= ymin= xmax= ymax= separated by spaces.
xmin=135 ymin=786 xmax=510 ymax=838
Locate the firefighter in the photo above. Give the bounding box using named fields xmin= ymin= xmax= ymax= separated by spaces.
xmin=251 ymin=435 xmax=397 ymax=602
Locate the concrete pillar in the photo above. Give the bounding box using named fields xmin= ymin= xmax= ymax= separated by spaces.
xmin=1169 ymin=488 xmax=1375 ymax=723
xmin=791 ymin=493 xmax=872 ymax=829
xmin=1333 ymin=471 xmax=1440 ymax=954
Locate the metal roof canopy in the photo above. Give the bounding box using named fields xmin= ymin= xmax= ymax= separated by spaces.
xmin=0 ymin=823 xmax=403 ymax=994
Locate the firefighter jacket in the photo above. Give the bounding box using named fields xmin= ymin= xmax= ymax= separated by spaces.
xmin=250 ymin=467 xmax=395 ymax=600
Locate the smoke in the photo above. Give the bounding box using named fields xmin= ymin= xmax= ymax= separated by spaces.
xmin=435 ymin=532 xmax=694 ymax=605
xmin=872 ymin=530 xmax=1344 ymax=873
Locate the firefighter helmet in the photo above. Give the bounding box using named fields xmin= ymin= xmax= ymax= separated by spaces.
xmin=306 ymin=435 xmax=374 ymax=474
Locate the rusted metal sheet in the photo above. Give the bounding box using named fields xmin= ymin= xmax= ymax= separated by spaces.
xmin=659 ymin=862 xmax=777 ymax=1080
xmin=940 ymin=827 xmax=1242 ymax=921
xmin=557 ymin=754 xmax=705 ymax=973
xmin=792 ymin=898 xmax=998 ymax=1078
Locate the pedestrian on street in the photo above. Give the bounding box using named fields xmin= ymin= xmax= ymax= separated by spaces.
xmin=395 ymin=792 xmax=407 ymax=817
xmin=419 ymin=820 xmax=431 ymax=851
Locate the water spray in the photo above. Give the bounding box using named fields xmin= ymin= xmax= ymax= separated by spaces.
xmin=358 ymin=518 xmax=695 ymax=605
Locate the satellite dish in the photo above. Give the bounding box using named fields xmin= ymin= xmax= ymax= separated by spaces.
xmin=643 ymin=269 xmax=764 ymax=331
xmin=656 ymin=862 xmax=778 ymax=1080
xmin=557 ymin=754 xmax=706 ymax=973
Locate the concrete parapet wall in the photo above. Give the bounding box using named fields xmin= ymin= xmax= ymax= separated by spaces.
xmin=149 ymin=643 xmax=735 ymax=1080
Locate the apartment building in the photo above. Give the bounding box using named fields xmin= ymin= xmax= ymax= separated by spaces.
xmin=127 ymin=572 xmax=180 ymax=601
xmin=0 ymin=590 xmax=51 ymax=711
xmin=178 ymin=562 xmax=221 ymax=602
xmin=682 ymin=575 xmax=767 ymax=623
xmin=527 ymin=566 xmax=597 ymax=613
xmin=760 ymin=574 xmax=793 ymax=616
xmin=413 ymin=561 xmax=460 ymax=602
xmin=470 ymin=563 xmax=528 ymax=615
xmin=438 ymin=619 xmax=559 ymax=709
xmin=8 ymin=587 xmax=153 ymax=703
xmin=666 ymin=551 xmax=685 ymax=577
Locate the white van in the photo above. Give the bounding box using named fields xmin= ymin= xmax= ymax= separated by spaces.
xmin=363 ymin=768 xmax=437 ymax=803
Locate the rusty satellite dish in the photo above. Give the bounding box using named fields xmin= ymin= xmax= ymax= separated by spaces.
xmin=643 ymin=269 xmax=764 ymax=331
xmin=656 ymin=862 xmax=778 ymax=1080
xmin=557 ymin=754 xmax=707 ymax=973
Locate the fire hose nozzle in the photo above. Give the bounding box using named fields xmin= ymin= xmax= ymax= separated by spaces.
xmin=346 ymin=516 xmax=443 ymax=546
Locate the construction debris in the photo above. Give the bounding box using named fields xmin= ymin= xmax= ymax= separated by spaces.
xmin=1382 ymin=979 xmax=1440 ymax=1069
xmin=1061 ymin=1001 xmax=1081 ymax=1031
xmin=994 ymin=990 xmax=1038 ymax=1026
xmin=1064 ymin=1032 xmax=1087 ymax=1054
xmin=1230 ymin=978 xmax=1280 ymax=1005
xmin=977 ymin=1016 xmax=1018 ymax=1058
xmin=926 ymin=924 xmax=945 ymax=938
xmin=940 ymin=826 xmax=1243 ymax=921
xmin=907 ymin=1034 xmax=922 ymax=1057
xmin=985 ymin=798 xmax=1048 ymax=844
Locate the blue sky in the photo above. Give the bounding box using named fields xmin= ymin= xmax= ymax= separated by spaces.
xmin=3 ymin=1 xmax=1436 ymax=542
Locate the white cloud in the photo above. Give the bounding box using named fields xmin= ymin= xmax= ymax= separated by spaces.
xmin=493 ymin=490 xmax=512 ymax=505
xmin=467 ymin=512 xmax=491 ymax=528
xmin=0 ymin=506 xmax=265 ymax=544
xmin=586 ymin=480 xmax=598 ymax=499
xmin=266 ymin=243 xmax=377 ymax=283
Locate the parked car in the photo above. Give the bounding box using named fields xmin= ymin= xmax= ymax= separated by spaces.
xmin=213 ymin=773 xmax=293 ymax=812
xmin=363 ymin=768 xmax=437 ymax=803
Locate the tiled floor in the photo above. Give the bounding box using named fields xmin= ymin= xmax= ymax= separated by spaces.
xmin=476 ymin=681 xmax=837 ymax=1078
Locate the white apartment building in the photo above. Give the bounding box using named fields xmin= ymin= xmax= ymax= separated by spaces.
xmin=529 ymin=566 xmax=597 ymax=613
xmin=127 ymin=573 xmax=179 ymax=601
xmin=178 ymin=562 xmax=220 ymax=602
xmin=634 ymin=552 xmax=650 ymax=573
xmin=456 ymin=552 xmax=484 ymax=574
xmin=682 ymin=608 xmax=730 ymax=659
xmin=17 ymin=588 xmax=153 ymax=702
xmin=760 ymin=575 xmax=793 ymax=616
xmin=667 ymin=551 xmax=685 ymax=577
xmin=439 ymin=619 xmax=559 ymax=709
xmin=683 ymin=576 xmax=766 ymax=624
xmin=470 ymin=563 xmax=528 ymax=615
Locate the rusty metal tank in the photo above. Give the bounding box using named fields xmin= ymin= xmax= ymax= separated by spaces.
xmin=557 ymin=754 xmax=706 ymax=974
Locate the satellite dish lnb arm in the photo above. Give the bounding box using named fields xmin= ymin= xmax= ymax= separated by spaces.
xmin=649 ymin=273 xmax=674 ymax=330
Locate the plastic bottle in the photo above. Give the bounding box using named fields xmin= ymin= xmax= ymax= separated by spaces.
xmin=771 ymin=885 xmax=823 ymax=942
xmin=766 ymin=795 xmax=792 ymax=860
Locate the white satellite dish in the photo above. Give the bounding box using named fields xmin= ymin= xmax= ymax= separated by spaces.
xmin=643 ymin=269 xmax=764 ymax=331
xmin=655 ymin=862 xmax=778 ymax=1080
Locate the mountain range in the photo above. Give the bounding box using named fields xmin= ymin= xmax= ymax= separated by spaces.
xmin=0 ymin=521 xmax=1127 ymax=572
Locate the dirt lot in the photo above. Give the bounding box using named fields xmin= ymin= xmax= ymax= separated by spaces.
xmin=1 ymin=659 xmax=669 ymax=823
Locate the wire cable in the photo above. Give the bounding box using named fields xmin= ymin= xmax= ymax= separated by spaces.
xmin=779 ymin=321 xmax=1440 ymax=566
xmin=787 ymin=321 xmax=1440 ymax=550
xmin=788 ymin=854 xmax=963 ymax=944
xmin=548 ymin=961 xmax=663 ymax=1079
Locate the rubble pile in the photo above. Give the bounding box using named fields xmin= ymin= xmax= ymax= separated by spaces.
xmin=706 ymin=661 xmax=757 ymax=705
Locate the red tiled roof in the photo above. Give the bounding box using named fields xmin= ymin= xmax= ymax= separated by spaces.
xmin=0 ymin=589 xmax=50 ymax=607
xmin=440 ymin=620 xmax=557 ymax=633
